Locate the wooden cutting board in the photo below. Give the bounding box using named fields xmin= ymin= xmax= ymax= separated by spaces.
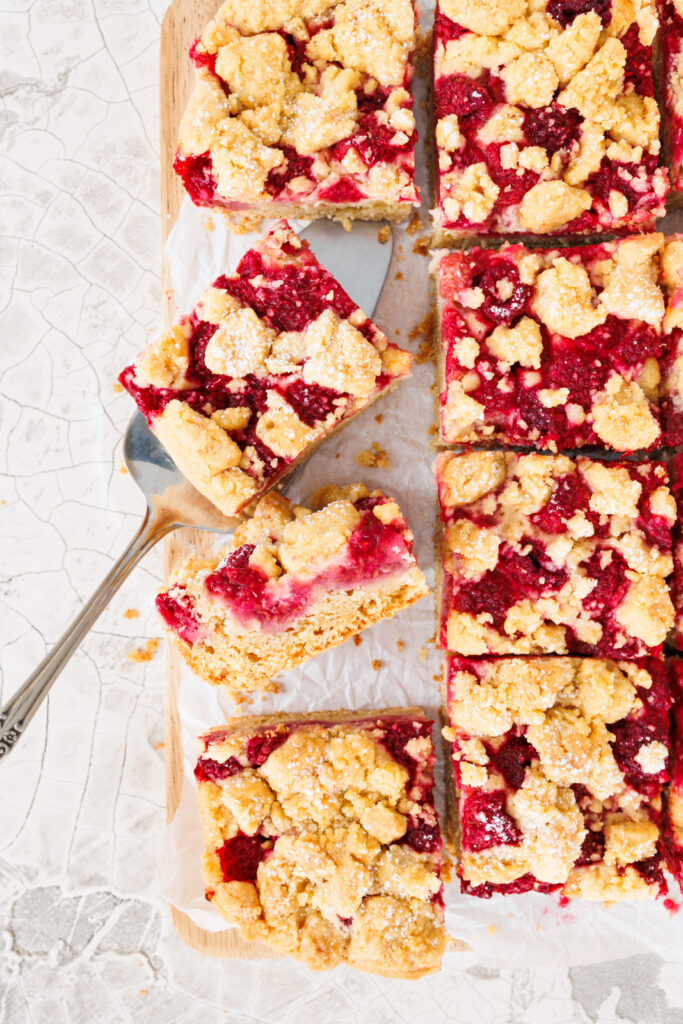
xmin=160 ymin=0 xmax=279 ymax=959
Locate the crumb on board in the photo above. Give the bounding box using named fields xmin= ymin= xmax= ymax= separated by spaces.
xmin=433 ymin=674 xmax=441 ymax=683
xmin=113 ymin=381 xmax=123 ymax=393
xmin=356 ymin=443 xmax=391 ymax=469
xmin=394 ymin=270 xmax=404 ymax=280
xmin=127 ymin=638 xmax=159 ymax=663
xmin=406 ymin=212 xmax=421 ymax=235
xmin=375 ymin=413 xmax=383 ymax=423
xmin=396 ymin=639 xmax=404 ymax=652
xmin=154 ymin=741 xmax=164 ymax=751
xmin=415 ymin=339 xmax=433 ymax=365
xmin=120 ymin=464 xmax=128 ymax=474
xmin=488 ymin=925 xmax=498 ymax=936
xmin=378 ymin=225 xmax=391 ymax=244
xmin=428 ymin=423 xmax=438 ymax=436
xmin=372 ymin=659 xmax=382 ymax=670
xmin=413 ymin=236 xmax=430 ymax=256
xmin=123 ymin=608 xmax=139 ymax=620
xmin=335 ymin=451 xmax=341 ymax=459
xmin=419 ymin=647 xmax=428 ymax=661
xmin=353 ymin=635 xmax=363 ymax=647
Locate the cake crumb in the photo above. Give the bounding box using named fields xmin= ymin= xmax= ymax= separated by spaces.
xmin=396 ymin=639 xmax=404 ymax=652
xmin=356 ymin=443 xmax=391 ymax=469
xmin=428 ymin=424 xmax=438 ymax=435
xmin=441 ymin=855 xmax=453 ymax=884
xmin=419 ymin=647 xmax=428 ymax=661
xmin=203 ymin=216 xmax=215 ymax=232
xmin=353 ymin=635 xmax=363 ymax=647
xmin=123 ymin=608 xmax=139 ymax=620
xmin=488 ymin=925 xmax=498 ymax=936
xmin=375 ymin=413 xmax=383 ymax=424
xmin=127 ymin=638 xmax=159 ymax=663
xmin=138 ymin=990 xmax=148 ymax=996
xmin=415 ymin=339 xmax=433 ymax=364
xmin=413 ymin=235 xmax=429 ymax=256
xmin=409 ymin=312 xmax=433 ymax=342
xmin=378 ymin=225 xmax=391 ymax=244
xmin=154 ymin=741 xmax=164 ymax=751
xmin=120 ymin=464 xmax=128 ymax=474
xmin=342 ymin=217 xmax=352 ymax=232
xmin=372 ymin=659 xmax=382 ymax=670
xmin=113 ymin=381 xmax=123 ymax=393
xmin=395 ymin=271 xmax=404 ymax=280
xmin=407 ymin=213 xmax=421 ymax=235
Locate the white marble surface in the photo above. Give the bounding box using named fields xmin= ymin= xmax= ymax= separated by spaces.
xmin=2 ymin=1 xmax=683 ymax=1020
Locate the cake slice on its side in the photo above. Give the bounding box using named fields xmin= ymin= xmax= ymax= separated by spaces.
xmin=119 ymin=220 xmax=411 ymax=517
xmin=195 ymin=707 xmax=445 ymax=977
xmin=435 ymin=450 xmax=676 ymax=659
xmin=433 ymin=235 xmax=683 ymax=453
xmin=441 ymin=655 xmax=673 ymax=901
xmin=174 ymin=0 xmax=420 ymax=226
xmin=157 ymin=485 xmax=428 ymax=693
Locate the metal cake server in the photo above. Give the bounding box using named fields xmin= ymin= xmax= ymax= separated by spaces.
xmin=0 ymin=220 xmax=394 ymax=761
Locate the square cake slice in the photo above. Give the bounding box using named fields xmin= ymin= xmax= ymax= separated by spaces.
xmin=120 ymin=221 xmax=411 ymax=517
xmin=659 ymin=0 xmax=683 ymax=193
xmin=431 ymin=0 xmax=668 ymax=242
xmin=442 ymin=656 xmax=673 ymax=901
xmin=435 ymin=451 xmax=676 ymax=658
xmin=174 ymin=0 xmax=420 ymax=225
xmin=435 ymin=234 xmax=683 ymax=452
xmin=157 ymin=485 xmax=428 ymax=692
xmin=195 ymin=707 xmax=444 ymax=976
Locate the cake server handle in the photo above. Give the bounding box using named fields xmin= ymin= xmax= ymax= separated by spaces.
xmin=0 ymin=511 xmax=174 ymax=764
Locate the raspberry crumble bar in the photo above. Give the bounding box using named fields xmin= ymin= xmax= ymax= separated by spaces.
xmin=442 ymin=656 xmax=672 ymax=900
xmin=120 ymin=221 xmax=411 ymax=517
xmin=432 ymin=0 xmax=668 ymax=242
xmin=663 ymin=661 xmax=683 ymax=885
xmin=659 ymin=0 xmax=683 ymax=192
xmin=157 ymin=486 xmax=428 ymax=692
xmin=195 ymin=707 xmax=444 ymax=976
xmin=174 ymin=0 xmax=420 ymax=225
xmin=436 ymin=450 xmax=676 ymax=657
xmin=435 ymin=234 xmax=683 ymax=451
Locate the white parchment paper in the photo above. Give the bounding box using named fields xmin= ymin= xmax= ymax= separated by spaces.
xmin=157 ymin=2 xmax=683 ymax=962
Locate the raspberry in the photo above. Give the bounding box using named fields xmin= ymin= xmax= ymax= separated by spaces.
xmin=479 ymin=262 xmax=531 ymax=324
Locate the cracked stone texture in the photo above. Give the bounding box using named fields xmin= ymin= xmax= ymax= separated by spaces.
xmin=2 ymin=0 xmax=683 ymax=1021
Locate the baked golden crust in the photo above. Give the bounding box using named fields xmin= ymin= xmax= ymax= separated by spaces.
xmin=195 ymin=708 xmax=445 ymax=976
xmin=157 ymin=485 xmax=429 ymax=692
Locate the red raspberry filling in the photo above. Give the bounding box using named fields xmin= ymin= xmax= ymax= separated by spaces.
xmin=245 ymin=731 xmax=288 ymax=766
xmin=195 ymin=755 xmax=242 ymax=783
xmin=156 ymin=587 xmax=203 ymax=644
xmin=173 ymin=151 xmax=217 ymax=206
xmin=217 ymin=834 xmax=269 ymax=883
xmin=546 ymin=0 xmax=611 ymax=28
xmin=461 ymin=790 xmax=523 ymax=852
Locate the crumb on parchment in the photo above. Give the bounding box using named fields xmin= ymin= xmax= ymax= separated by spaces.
xmin=372 ymin=659 xmax=382 ymax=670
xmin=378 ymin=225 xmax=391 ymax=244
xmin=356 ymin=443 xmax=391 ymax=469
xmin=127 ymin=638 xmax=159 ymax=663
xmin=123 ymin=608 xmax=139 ymax=619
xmin=353 ymin=635 xmax=363 ymax=647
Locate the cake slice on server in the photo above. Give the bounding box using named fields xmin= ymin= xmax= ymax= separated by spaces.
xmin=119 ymin=220 xmax=411 ymax=517
xmin=157 ymin=485 xmax=428 ymax=693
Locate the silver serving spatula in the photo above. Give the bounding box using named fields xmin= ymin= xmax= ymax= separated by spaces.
xmin=0 ymin=221 xmax=394 ymax=761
